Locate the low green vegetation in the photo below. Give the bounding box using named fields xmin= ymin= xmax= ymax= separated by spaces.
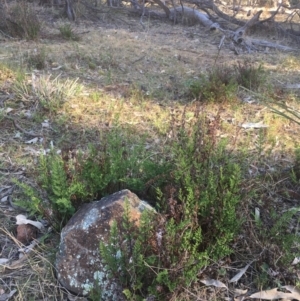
xmin=59 ymin=23 xmax=81 ymax=41
xmin=9 ymin=0 xmax=41 ymax=39
xmin=188 ymin=60 xmax=267 ymax=103
xmin=17 ymin=108 xmax=244 ymax=299
xmin=1 ymin=24 xmax=300 ymax=300
xmin=16 ymin=128 xmax=169 ymax=228
xmin=26 ymin=48 xmax=48 ymax=70
xmin=99 ymin=113 xmax=243 ymax=300
xmin=12 ymin=74 xmax=81 ymax=113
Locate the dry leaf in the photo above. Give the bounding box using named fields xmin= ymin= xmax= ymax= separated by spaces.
xmin=234 ymin=288 xmax=248 ymax=301
xmin=5 ymin=107 xmax=13 ymax=113
xmin=229 ymin=263 xmax=251 ymax=283
xmin=234 ymin=288 xmax=248 ymax=296
xmin=42 ymin=120 xmax=49 ymax=128
xmin=25 ymin=137 xmax=38 ymax=144
xmin=255 ymin=207 xmax=260 ymax=222
xmin=241 ymin=122 xmax=268 ymax=128
xmin=0 ymin=196 xmax=8 ymax=203
xmin=0 ymin=258 xmax=9 ymax=264
xmin=234 ymin=297 xmax=245 ymax=301
xmin=292 ymin=257 xmax=300 ymax=265
xmin=200 ymin=278 xmax=227 ymax=288
xmin=16 ymin=214 xmax=44 ymax=230
xmin=249 ymin=286 xmax=300 ymax=300
xmin=0 ymin=289 xmax=17 ymax=301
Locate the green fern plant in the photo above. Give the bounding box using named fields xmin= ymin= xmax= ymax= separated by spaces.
xmin=16 ymin=128 xmax=168 ymax=229
xmin=269 ymin=208 xmax=300 ymax=265
xmin=99 ymin=200 xmax=158 ymax=300
xmin=12 ymin=180 xmax=43 ymax=217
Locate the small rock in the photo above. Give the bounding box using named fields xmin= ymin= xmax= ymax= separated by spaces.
xmin=16 ymin=224 xmax=37 ymax=245
xmin=56 ymin=189 xmax=155 ymax=299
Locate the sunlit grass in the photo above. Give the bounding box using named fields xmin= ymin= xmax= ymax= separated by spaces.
xmin=62 ymin=90 xmax=172 ymax=136
xmin=0 ymin=63 xmax=15 ymax=82
xmin=280 ymin=55 xmax=300 ymax=71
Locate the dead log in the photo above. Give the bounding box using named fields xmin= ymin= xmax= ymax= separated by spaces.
xmin=170 ymin=6 xmax=220 ymax=29
xmin=184 ymin=0 xmax=245 ymax=26
xmin=78 ymin=0 xmax=299 ymax=53
xmin=247 ymin=38 xmax=297 ymax=51
xmin=231 ymin=10 xmax=262 ymax=43
xmin=152 ymin=0 xmax=171 ymax=17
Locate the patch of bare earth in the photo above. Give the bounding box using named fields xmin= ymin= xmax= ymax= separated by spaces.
xmin=0 ymin=2 xmax=300 ymax=300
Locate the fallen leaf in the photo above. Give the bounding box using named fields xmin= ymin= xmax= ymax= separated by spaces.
xmin=23 ymin=146 xmax=41 ymax=156
xmin=230 ymin=263 xmax=251 ymax=283
xmin=292 ymin=257 xmax=300 ymax=265
xmin=5 ymin=107 xmax=13 ymax=113
xmin=0 ymin=289 xmax=17 ymax=301
xmin=16 ymin=214 xmax=44 ymax=230
xmin=0 ymin=196 xmax=8 ymax=203
xmin=25 ymin=137 xmax=39 ymax=144
xmin=241 ymin=122 xmax=268 ymax=129
xmin=249 ymin=286 xmax=300 ymax=300
xmin=255 ymin=207 xmax=260 ymax=222
xmin=0 ymin=258 xmax=10 ymax=264
xmin=234 ymin=288 xmax=248 ymax=296
xmin=200 ymin=278 xmax=227 ymax=288
xmin=42 ymin=120 xmax=49 ymax=128
xmin=0 ymin=186 xmax=13 ymax=192
xmin=234 ymin=297 xmax=245 ymax=301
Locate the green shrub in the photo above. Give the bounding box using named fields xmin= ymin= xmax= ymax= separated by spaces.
xmin=8 ymin=1 xmax=41 ymax=40
xmin=99 ymin=201 xmax=156 ymax=300
xmin=12 ymin=180 xmax=44 ymax=218
xmin=77 ymin=129 xmax=169 ymax=196
xmin=253 ymin=205 xmax=300 ymax=287
xmin=188 ymin=61 xmax=268 ymax=103
xmin=59 ymin=23 xmax=80 ymax=41
xmin=99 ymin=114 xmax=244 ymax=300
xmin=16 ymin=128 xmax=169 ymax=229
xmin=292 ymin=148 xmax=300 ymax=180
xmin=26 ymin=48 xmax=47 ymax=70
xmin=234 ymin=60 xmax=267 ymax=91
xmin=189 ymin=65 xmax=238 ymax=103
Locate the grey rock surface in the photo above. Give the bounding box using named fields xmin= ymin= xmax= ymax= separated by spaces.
xmin=55 ymin=189 xmax=153 ymax=299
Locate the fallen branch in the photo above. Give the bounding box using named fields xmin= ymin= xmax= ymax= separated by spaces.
xmin=170 ymin=6 xmax=220 ymax=29
xmin=231 ymin=10 xmax=263 ymax=44
xmin=247 ymin=38 xmax=297 ymax=51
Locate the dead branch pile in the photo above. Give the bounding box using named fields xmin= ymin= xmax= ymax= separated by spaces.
xmin=1 ymin=0 xmax=300 ymax=54
xmin=77 ymin=0 xmax=300 ymax=53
